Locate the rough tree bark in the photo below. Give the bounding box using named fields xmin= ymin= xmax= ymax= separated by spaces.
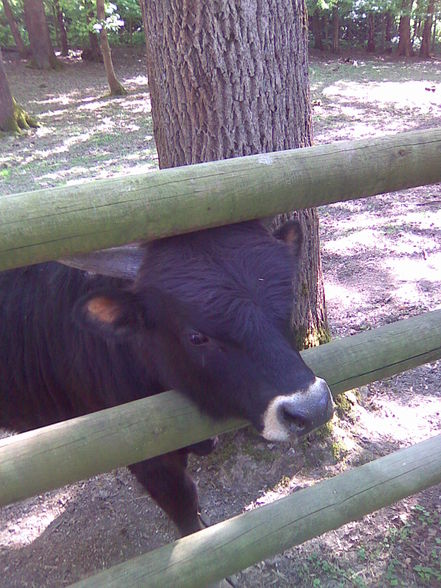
xmin=96 ymin=0 xmax=126 ymax=95
xmin=23 ymin=0 xmax=60 ymax=69
xmin=0 ymin=49 xmax=38 ymax=132
xmin=420 ymin=0 xmax=435 ymax=57
xmin=141 ymin=0 xmax=329 ymax=347
xmin=1 ymin=0 xmax=28 ymax=57
xmin=397 ymin=0 xmax=414 ymax=56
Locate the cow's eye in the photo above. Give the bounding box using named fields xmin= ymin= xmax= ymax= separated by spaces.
xmin=189 ymin=331 xmax=209 ymax=346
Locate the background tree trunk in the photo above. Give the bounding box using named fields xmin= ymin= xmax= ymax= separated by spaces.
xmin=96 ymin=0 xmax=126 ymax=95
xmin=0 ymin=48 xmax=38 ymax=132
xmin=81 ymin=1 xmax=102 ymax=61
xmin=312 ymin=10 xmax=324 ymax=50
xmin=397 ymin=0 xmax=414 ymax=56
xmin=384 ymin=11 xmax=393 ymax=52
xmin=142 ymin=0 xmax=329 ymax=347
xmin=53 ymin=0 xmax=69 ymax=56
xmin=1 ymin=0 xmax=28 ymax=57
xmin=332 ymin=7 xmax=340 ymax=54
xmin=322 ymin=13 xmax=329 ymax=49
xmin=420 ymin=0 xmax=435 ymax=57
xmin=23 ymin=0 xmax=59 ymax=69
xmin=367 ymin=13 xmax=376 ymax=52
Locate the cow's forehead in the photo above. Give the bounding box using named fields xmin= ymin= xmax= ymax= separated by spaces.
xmin=141 ymin=223 xmax=295 ymax=295
xmin=145 ymin=222 xmax=294 ymax=270
xmin=137 ymin=222 xmax=296 ymax=338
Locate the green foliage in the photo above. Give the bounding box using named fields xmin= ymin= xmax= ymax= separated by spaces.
xmin=306 ymin=0 xmax=441 ymax=52
xmin=0 ymin=0 xmax=440 ymax=57
xmin=300 ymin=552 xmax=368 ymax=587
xmin=0 ymin=0 xmax=27 ymax=47
xmin=60 ymin=0 xmax=143 ymax=47
xmin=0 ymin=0 xmax=144 ymax=50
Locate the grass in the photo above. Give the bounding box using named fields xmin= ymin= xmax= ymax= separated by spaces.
xmin=309 ymin=55 xmax=441 ymax=144
xmin=290 ymin=501 xmax=441 ymax=587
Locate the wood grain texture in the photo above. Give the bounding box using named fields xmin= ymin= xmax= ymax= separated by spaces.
xmin=1 ymin=309 xmax=440 ymax=507
xmin=71 ymin=433 xmax=441 ymax=587
xmin=142 ymin=0 xmax=312 ymax=169
xmin=141 ymin=0 xmax=325 ymax=342
xmin=1 ymin=128 xmax=440 ymax=271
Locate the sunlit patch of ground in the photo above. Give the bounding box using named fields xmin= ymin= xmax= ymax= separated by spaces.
xmin=310 ymin=58 xmax=441 ymax=143
xmin=0 ymin=51 xmax=155 ymax=195
xmin=0 ymin=489 xmax=75 ymax=550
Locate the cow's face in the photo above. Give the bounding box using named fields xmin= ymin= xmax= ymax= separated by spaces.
xmin=76 ymin=221 xmax=333 ymax=441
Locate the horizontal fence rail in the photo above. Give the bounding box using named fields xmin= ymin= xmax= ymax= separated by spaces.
xmin=1 ymin=128 xmax=440 ymax=271
xmin=1 ymin=309 xmax=440 ymax=507
xmin=71 ymin=433 xmax=441 ymax=588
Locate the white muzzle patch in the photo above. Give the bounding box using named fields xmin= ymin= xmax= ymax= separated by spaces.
xmin=262 ymin=395 xmax=292 ymax=441
xmin=261 ymin=378 xmax=333 ymax=442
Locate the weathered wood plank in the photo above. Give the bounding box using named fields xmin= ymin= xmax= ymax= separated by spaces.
xmin=70 ymin=433 xmax=441 ymax=587
xmin=1 ymin=128 xmax=440 ymax=270
xmin=1 ymin=309 xmax=440 ymax=507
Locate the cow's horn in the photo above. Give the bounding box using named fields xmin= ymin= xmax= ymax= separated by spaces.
xmin=58 ymin=244 xmax=144 ymax=279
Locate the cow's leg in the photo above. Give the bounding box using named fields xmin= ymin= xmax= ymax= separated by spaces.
xmin=129 ymin=450 xmax=202 ymax=536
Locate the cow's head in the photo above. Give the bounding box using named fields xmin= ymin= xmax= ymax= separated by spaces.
xmin=70 ymin=221 xmax=333 ymax=442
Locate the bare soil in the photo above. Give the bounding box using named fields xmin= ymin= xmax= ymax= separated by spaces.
xmin=0 ymin=49 xmax=440 ymax=587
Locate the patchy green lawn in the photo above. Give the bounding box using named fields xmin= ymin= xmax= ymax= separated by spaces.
xmin=310 ymin=53 xmax=441 ymax=143
xmin=0 ymin=48 xmax=156 ymax=195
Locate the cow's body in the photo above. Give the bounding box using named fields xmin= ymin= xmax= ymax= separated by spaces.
xmin=0 ymin=221 xmax=333 ymax=535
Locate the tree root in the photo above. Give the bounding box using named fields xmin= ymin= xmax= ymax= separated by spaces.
xmin=1 ymin=99 xmax=39 ymax=134
xmin=108 ymin=81 xmax=128 ymax=96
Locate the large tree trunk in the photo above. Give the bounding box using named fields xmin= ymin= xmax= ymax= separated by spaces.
xmin=142 ymin=1 xmax=329 ymax=347
xmin=0 ymin=49 xmax=38 ymax=132
xmin=23 ymin=0 xmax=60 ymax=69
xmin=1 ymin=0 xmax=28 ymax=58
xmin=420 ymin=0 xmax=435 ymax=57
xmin=96 ymin=0 xmax=126 ymax=95
xmin=0 ymin=48 xmax=15 ymax=131
xmin=397 ymin=0 xmax=414 ymax=56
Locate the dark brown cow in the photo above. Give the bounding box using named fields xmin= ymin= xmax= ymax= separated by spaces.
xmin=0 ymin=220 xmax=333 ymax=536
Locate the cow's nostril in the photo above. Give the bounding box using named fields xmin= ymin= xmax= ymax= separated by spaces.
xmin=279 ymin=405 xmax=309 ymax=433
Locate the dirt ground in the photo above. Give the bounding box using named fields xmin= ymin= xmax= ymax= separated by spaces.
xmin=0 ymin=49 xmax=440 ymax=587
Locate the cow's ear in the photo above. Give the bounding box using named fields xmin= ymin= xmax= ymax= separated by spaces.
xmin=74 ymin=289 xmax=150 ymax=339
xmin=273 ymin=220 xmax=303 ymax=256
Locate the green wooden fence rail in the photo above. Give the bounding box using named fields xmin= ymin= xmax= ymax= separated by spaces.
xmin=1 ymin=128 xmax=440 ymax=271
xmin=1 ymin=128 xmax=440 ymax=587
xmin=1 ymin=309 xmax=440 ymax=507
xmin=71 ymin=433 xmax=441 ymax=587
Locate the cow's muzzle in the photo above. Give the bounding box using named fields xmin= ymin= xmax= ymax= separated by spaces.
xmin=262 ymin=378 xmax=334 ymax=441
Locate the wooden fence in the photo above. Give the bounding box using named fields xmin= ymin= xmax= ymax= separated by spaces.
xmin=1 ymin=128 xmax=440 ymax=587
